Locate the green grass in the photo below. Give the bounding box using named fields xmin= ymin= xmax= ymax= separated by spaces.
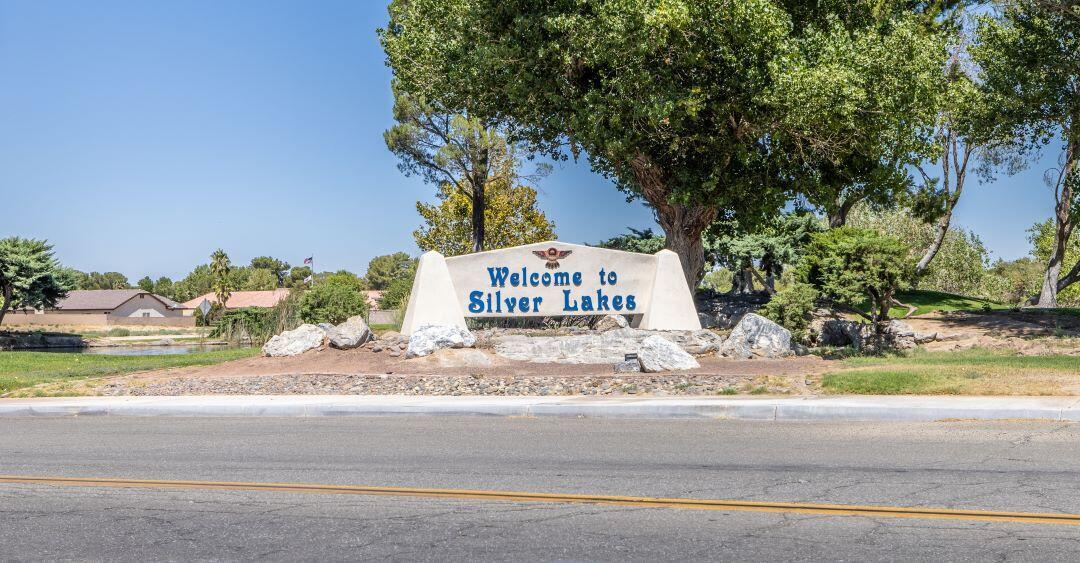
xmin=0 ymin=348 xmax=259 ymax=395
xmin=821 ymin=348 xmax=1080 ymax=395
xmin=879 ymin=290 xmax=1007 ymax=318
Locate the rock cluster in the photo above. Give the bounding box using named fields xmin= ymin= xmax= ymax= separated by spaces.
xmin=638 ymin=335 xmax=700 ymax=372
xmin=718 ymin=313 xmax=793 ymax=359
xmin=818 ymin=319 xmax=937 ymax=352
xmin=262 ymin=324 xmax=328 ymax=357
xmin=405 ymin=324 xmax=477 ymax=358
xmin=370 ymin=331 xmax=408 ymax=357
xmin=593 ymin=314 xmax=629 ymax=332
xmin=326 ymin=315 xmax=372 ymax=350
xmin=491 ymin=327 xmax=721 ymax=369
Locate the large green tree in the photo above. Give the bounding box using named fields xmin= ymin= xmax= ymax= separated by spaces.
xmin=381 ymin=0 xmax=949 ymax=286
xmin=414 ymin=178 xmax=556 ymax=256
xmin=249 ymin=256 xmax=291 ymax=287
xmin=385 ymin=82 xmax=546 ymax=253
xmin=973 ymin=0 xmax=1080 ymax=307
xmin=0 ymin=237 xmax=71 ymax=325
xmin=363 ymin=252 xmax=417 ymax=290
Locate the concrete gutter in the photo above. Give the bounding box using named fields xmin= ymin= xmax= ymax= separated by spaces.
xmin=3 ymin=395 xmax=1080 ymax=422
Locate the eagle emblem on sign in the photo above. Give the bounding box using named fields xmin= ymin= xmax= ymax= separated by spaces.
xmin=533 ymin=247 xmax=572 ymax=269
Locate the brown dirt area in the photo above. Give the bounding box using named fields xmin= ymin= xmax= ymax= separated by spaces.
xmin=903 ymin=310 xmax=1080 ymax=354
xmin=20 ymin=309 xmax=1080 ymax=398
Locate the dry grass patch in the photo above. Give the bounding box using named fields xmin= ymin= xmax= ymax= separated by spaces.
xmin=821 ymin=348 xmax=1080 ymax=395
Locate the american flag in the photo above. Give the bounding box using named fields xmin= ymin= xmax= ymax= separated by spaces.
xmin=303 ymin=256 xmax=313 ymax=265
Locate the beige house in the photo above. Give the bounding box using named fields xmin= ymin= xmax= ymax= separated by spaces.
xmin=6 ymin=289 xmax=192 ymax=327
xmin=180 ymin=289 xmax=291 ymax=315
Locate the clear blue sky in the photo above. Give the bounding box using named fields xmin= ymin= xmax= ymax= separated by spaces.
xmin=0 ymin=1 xmax=1063 ymax=281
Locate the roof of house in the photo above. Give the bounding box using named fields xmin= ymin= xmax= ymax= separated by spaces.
xmin=55 ymin=290 xmax=182 ymax=311
xmin=180 ymin=289 xmax=291 ymax=310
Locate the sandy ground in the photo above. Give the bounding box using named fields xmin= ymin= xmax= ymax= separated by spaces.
xmin=903 ymin=310 xmax=1080 ymax=354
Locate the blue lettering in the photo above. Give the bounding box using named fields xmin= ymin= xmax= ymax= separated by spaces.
xmin=626 ymin=295 xmax=636 ymax=311
xmin=541 ymin=272 xmax=551 ymax=286
xmin=553 ymin=272 xmax=570 ymax=286
xmin=562 ymin=289 xmax=578 ymax=311
xmin=529 ymin=273 xmax=540 ymax=286
xmin=598 ymin=268 xmax=606 ymax=285
xmin=572 ymin=272 xmax=582 ymax=286
xmin=612 ymin=295 xmax=624 ymax=311
xmin=468 ymin=291 xmax=484 ymax=313
xmin=581 ymin=295 xmax=594 ymax=311
xmin=488 ymin=267 xmax=510 ymax=287
xmin=595 ymin=290 xmax=609 ymax=311
xmin=607 ymin=270 xmax=617 ymax=285
xmin=509 ymin=272 xmax=520 ymax=287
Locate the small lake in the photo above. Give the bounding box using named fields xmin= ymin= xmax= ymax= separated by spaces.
xmin=27 ymin=344 xmax=234 ymax=356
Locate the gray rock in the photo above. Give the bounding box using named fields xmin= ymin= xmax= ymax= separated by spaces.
xmin=662 ymin=329 xmax=724 ymax=355
xmin=405 ymin=324 xmax=476 ymax=358
xmin=820 ymin=319 xmax=918 ymax=351
xmin=638 ymin=335 xmax=700 ymax=372
xmin=718 ymin=313 xmax=792 ymax=359
xmin=613 ymin=359 xmax=641 ymax=373
xmin=593 ymin=314 xmax=629 ymax=332
xmin=262 ymin=324 xmax=328 ymax=357
xmin=326 ymin=315 xmax=372 ymax=350
xmin=492 ymin=329 xmax=650 ymax=364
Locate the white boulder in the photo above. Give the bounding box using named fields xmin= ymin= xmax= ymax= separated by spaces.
xmin=638 ymin=335 xmax=701 ymax=372
xmin=406 ymin=324 xmax=477 ymax=358
xmin=718 ymin=313 xmax=792 ymax=359
xmin=327 ymin=315 xmax=372 ymax=349
xmin=262 ymin=324 xmax=328 ymax=357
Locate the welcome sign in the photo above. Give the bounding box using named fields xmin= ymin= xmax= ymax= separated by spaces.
xmin=401 ymin=241 xmax=700 ymax=334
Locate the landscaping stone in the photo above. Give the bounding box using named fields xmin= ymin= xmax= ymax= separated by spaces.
xmin=638 ymin=335 xmax=700 ymax=372
xmin=718 ymin=313 xmax=793 ymax=359
xmin=405 ymin=324 xmax=476 ymax=358
xmin=613 ymin=359 xmax=641 ymax=373
xmin=593 ymin=314 xmax=629 ymax=332
xmin=696 ymin=293 xmax=767 ymax=329
xmin=262 ymin=324 xmax=328 ymax=357
xmin=326 ymin=315 xmax=372 ymax=350
xmin=491 ymin=328 xmax=721 ymax=364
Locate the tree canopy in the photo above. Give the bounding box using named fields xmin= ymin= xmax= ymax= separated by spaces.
xmin=381 ymin=0 xmax=948 ymax=286
xmin=414 ymin=178 xmax=556 ymax=256
xmin=363 ymin=252 xmax=416 ymax=290
xmin=0 ymin=237 xmax=71 ymax=324
xmin=973 ymin=0 xmax=1080 ymax=307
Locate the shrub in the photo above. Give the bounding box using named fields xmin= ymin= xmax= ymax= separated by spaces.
xmin=210 ymin=288 xmax=303 ymax=345
xmin=762 ymin=282 xmax=818 ymax=342
xmin=798 ymin=228 xmax=914 ymax=329
xmin=379 ymin=275 xmax=414 ymax=310
xmin=106 ymin=328 xmax=131 ymax=337
xmin=299 ymin=281 xmax=369 ymax=325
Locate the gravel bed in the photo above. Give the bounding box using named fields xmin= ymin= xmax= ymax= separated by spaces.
xmin=99 ymin=373 xmax=808 ymax=396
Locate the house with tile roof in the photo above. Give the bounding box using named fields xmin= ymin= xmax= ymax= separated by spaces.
xmin=179 ymin=289 xmax=291 ymax=315
xmin=54 ymin=289 xmax=186 ymax=318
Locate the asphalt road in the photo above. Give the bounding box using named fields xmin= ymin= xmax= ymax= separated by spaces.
xmin=3 ymin=417 xmax=1080 ymax=561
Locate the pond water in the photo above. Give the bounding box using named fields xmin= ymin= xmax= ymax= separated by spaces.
xmin=28 ymin=344 xmax=233 ymax=356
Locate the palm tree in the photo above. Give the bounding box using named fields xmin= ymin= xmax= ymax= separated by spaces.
xmin=209 ymin=249 xmax=232 ymax=319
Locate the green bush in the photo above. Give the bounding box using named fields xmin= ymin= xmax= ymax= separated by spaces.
xmin=762 ymin=282 xmax=818 ymax=342
xmin=379 ymin=275 xmax=414 ymax=310
xmin=299 ymin=281 xmax=369 ymax=325
xmin=210 ymin=288 xmax=303 ymax=345
xmin=798 ymin=227 xmax=914 ymax=328
xmin=106 ymin=328 xmax=131 ymax=337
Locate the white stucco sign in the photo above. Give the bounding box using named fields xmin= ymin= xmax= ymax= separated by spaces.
xmin=400 ymin=241 xmax=700 ymax=334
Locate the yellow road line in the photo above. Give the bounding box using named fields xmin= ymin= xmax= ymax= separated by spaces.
xmin=2 ymin=474 xmax=1078 ymax=526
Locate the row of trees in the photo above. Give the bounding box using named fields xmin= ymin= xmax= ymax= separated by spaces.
xmin=380 ymin=0 xmax=1079 ymax=307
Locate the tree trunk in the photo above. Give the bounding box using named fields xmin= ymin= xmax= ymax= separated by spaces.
xmin=1035 ymin=136 xmax=1077 ymax=308
xmin=916 ymin=209 xmax=953 ymax=276
xmin=628 ymin=153 xmax=718 ymax=289
xmin=0 ymin=285 xmax=12 ymax=326
xmin=827 ymin=195 xmax=856 ymax=228
xmin=659 ymin=211 xmax=712 ymax=288
xmin=471 ymin=180 xmax=486 ymax=253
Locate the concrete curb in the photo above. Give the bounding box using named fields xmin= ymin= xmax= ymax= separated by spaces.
xmin=3 ymin=395 xmax=1080 ymax=422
